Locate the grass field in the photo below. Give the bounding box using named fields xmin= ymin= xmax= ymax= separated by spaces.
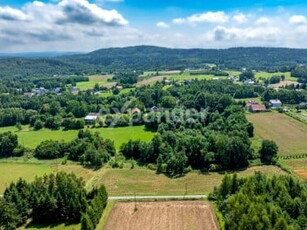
xmin=104 ymin=201 xmax=219 ymax=230
xmin=94 ymin=166 xmax=285 ymax=196
xmin=247 ymin=113 xmax=307 ymax=156
xmin=255 ymin=72 xmax=297 ymax=81
xmin=0 ymin=162 xmax=53 ymax=193
xmin=0 ymin=125 xmax=155 ymax=150
xmin=166 ymin=73 xmax=227 ymax=81
xmin=76 ymin=75 xmax=114 ymax=90
xmin=0 ymin=160 xmax=285 ymax=195
xmin=279 ymin=159 xmax=307 ymax=180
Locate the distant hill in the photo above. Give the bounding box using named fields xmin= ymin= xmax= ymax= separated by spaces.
xmin=64 ymin=46 xmax=307 ymax=71
xmin=0 ymin=51 xmax=84 ymax=58
xmin=1 ymin=46 xmax=307 ymax=78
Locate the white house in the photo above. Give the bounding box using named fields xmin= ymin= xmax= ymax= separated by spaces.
xmin=270 ymin=99 xmax=282 ymax=109
xmin=84 ymin=113 xmax=100 ymax=124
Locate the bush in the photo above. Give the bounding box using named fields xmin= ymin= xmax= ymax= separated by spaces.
xmin=34 ymin=140 xmax=64 ymax=159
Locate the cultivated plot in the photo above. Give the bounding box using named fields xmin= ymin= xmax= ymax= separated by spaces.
xmin=104 ymin=201 xmax=219 ymax=230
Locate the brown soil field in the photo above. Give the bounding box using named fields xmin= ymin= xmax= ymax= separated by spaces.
xmin=137 ymin=76 xmax=165 ymax=86
xmin=271 ymin=80 xmax=300 ymax=88
xmin=104 ymin=201 xmax=219 ymax=230
xmin=293 ymin=170 xmax=307 ymax=180
xmin=247 ymin=113 xmax=307 ymax=156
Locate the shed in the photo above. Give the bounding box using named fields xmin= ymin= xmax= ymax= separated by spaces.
xmin=84 ymin=113 xmax=100 ymax=124
xmin=249 ymin=104 xmax=267 ymax=113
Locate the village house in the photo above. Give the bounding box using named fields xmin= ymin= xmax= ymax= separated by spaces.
xmin=270 ymin=99 xmax=282 ymax=109
xmin=131 ymin=108 xmax=141 ymax=114
xmin=84 ymin=113 xmax=100 ymax=124
xmin=248 ymin=104 xmax=267 ymax=113
xmin=151 ymin=106 xmax=159 ymax=112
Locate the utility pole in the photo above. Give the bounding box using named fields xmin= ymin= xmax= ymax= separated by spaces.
xmin=134 ymin=192 xmax=137 ymax=212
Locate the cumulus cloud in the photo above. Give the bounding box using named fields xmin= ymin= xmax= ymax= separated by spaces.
xmin=156 ymin=21 xmax=170 ymax=29
xmin=255 ymin=17 xmax=271 ymax=25
xmin=289 ymin=15 xmax=307 ymax=25
xmin=0 ymin=0 xmax=129 ymax=52
xmin=0 ymin=6 xmax=28 ymax=21
xmin=232 ymin=13 xmax=248 ymax=24
xmin=172 ymin=18 xmax=186 ymax=25
xmin=173 ymin=11 xmax=229 ymax=25
xmin=187 ymin=11 xmax=229 ymax=24
xmin=58 ymin=0 xmax=128 ymax=26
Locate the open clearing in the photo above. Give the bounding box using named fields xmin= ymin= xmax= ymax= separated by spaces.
xmin=137 ymin=75 xmax=165 ymax=86
xmin=271 ymin=80 xmax=300 ymax=88
xmin=0 ymin=161 xmax=285 ymax=195
xmin=279 ymin=158 xmax=307 ymax=180
xmin=247 ymin=113 xmax=307 ymax=156
xmin=0 ymin=125 xmax=155 ymax=150
xmin=255 ymin=72 xmax=296 ymax=81
xmin=76 ymin=75 xmax=115 ymax=90
xmin=104 ymin=201 xmax=219 ymax=230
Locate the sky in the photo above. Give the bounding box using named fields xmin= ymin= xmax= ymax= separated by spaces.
xmin=0 ymin=0 xmax=307 ymax=52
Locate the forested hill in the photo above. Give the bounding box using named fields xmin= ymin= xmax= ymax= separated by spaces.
xmin=1 ymin=46 xmax=307 ymax=78
xmin=65 ymin=46 xmax=307 ymax=71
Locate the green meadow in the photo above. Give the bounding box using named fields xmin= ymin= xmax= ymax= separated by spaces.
xmin=0 ymin=125 xmax=155 ymax=150
xmin=255 ymin=72 xmax=297 ymax=81
xmin=76 ymin=75 xmax=114 ymax=90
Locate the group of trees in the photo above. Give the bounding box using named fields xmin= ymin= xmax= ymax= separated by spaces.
xmin=121 ymin=104 xmax=254 ymax=176
xmin=209 ymin=172 xmax=307 ymax=229
xmin=0 ymin=131 xmax=22 ymax=158
xmin=34 ymin=130 xmax=115 ymax=168
xmin=0 ymin=173 xmax=108 ymax=229
xmin=81 ymin=185 xmax=108 ymax=230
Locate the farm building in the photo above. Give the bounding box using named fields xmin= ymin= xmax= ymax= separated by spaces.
xmin=270 ymin=99 xmax=282 ymax=109
xmin=131 ymin=108 xmax=141 ymax=114
xmin=248 ymin=104 xmax=267 ymax=113
xmin=151 ymin=106 xmax=159 ymax=112
xmin=84 ymin=113 xmax=100 ymax=124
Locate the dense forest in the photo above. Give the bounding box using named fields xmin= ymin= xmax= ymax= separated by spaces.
xmin=209 ymin=172 xmax=307 ymax=229
xmin=1 ymin=46 xmax=307 ymax=78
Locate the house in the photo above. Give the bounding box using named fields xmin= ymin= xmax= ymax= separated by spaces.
xmin=69 ymin=87 xmax=80 ymax=95
xmin=34 ymin=87 xmax=46 ymax=96
xmin=116 ymin=85 xmax=123 ymax=90
xmin=131 ymin=108 xmax=141 ymax=114
xmin=270 ymin=99 xmax=282 ymax=109
xmin=248 ymin=104 xmax=267 ymax=113
xmin=52 ymin=87 xmax=61 ymax=94
xmin=244 ymin=79 xmax=255 ymax=86
xmin=151 ymin=106 xmax=159 ymax=112
xmin=84 ymin=113 xmax=100 ymax=124
xmin=24 ymin=92 xmax=34 ymax=98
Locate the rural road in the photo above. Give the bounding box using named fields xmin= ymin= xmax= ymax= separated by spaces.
xmin=0 ymin=194 xmax=207 ymax=200
xmin=108 ymin=195 xmax=207 ymax=200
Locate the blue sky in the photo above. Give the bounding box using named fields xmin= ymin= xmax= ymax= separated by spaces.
xmin=0 ymin=0 xmax=307 ymax=52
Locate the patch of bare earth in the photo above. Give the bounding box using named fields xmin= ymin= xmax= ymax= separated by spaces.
xmin=137 ymin=76 xmax=165 ymax=86
xmin=104 ymin=201 xmax=219 ymax=230
xmin=271 ymin=80 xmax=299 ymax=88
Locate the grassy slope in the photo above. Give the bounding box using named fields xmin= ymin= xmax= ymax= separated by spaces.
xmin=76 ymin=75 xmax=114 ymax=90
xmin=255 ymin=72 xmax=297 ymax=81
xmin=0 ymin=125 xmax=155 ymax=150
xmin=247 ymin=112 xmax=307 ymax=156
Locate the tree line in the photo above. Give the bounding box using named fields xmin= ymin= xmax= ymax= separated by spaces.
xmin=0 ymin=172 xmax=108 ymax=229
xmin=209 ymin=172 xmax=307 ymax=229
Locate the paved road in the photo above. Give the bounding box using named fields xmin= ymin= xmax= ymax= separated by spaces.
xmin=108 ymin=195 xmax=207 ymax=200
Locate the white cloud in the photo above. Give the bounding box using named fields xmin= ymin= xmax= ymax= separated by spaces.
xmin=156 ymin=21 xmax=170 ymax=29
xmin=0 ymin=0 xmax=129 ymax=52
xmin=289 ymin=15 xmax=307 ymax=25
xmin=232 ymin=13 xmax=248 ymax=24
xmin=187 ymin=11 xmax=229 ymax=24
xmin=0 ymin=6 xmax=28 ymax=21
xmin=172 ymin=18 xmax=186 ymax=25
xmin=255 ymin=17 xmax=270 ymax=25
